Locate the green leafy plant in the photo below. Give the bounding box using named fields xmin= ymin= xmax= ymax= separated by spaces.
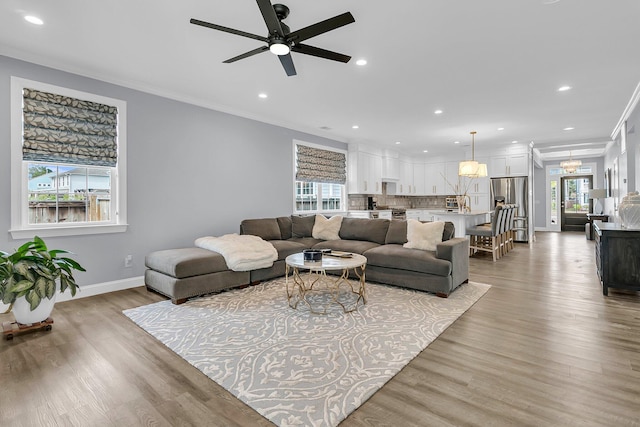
xmin=0 ymin=236 xmax=85 ymax=313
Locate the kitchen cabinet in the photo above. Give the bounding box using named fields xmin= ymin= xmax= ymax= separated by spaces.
xmin=423 ymin=162 xmax=446 ymax=195
xmin=444 ymin=161 xmax=463 ymax=194
xmin=412 ymin=163 xmax=425 ymax=195
xmin=381 ymin=151 xmax=400 ymax=181
xmin=406 ymin=209 xmax=422 ymax=221
xmin=490 ymin=153 xmax=528 ymax=177
xmin=348 ymin=150 xmax=382 ymax=194
xmin=398 ymin=160 xmax=414 ymax=195
xmin=468 ymin=193 xmax=490 ymax=212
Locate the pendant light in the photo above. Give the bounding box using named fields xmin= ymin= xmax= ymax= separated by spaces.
xmin=458 ymin=131 xmax=488 ymax=177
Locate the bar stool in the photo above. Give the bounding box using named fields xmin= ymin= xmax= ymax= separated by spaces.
xmin=467 ymin=205 xmax=504 ymax=261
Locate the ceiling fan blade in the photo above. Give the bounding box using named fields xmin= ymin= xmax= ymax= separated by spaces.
xmin=190 ymin=18 xmax=267 ymax=42
xmin=292 ymin=44 xmax=351 ymax=63
xmin=223 ymin=46 xmax=269 ymax=63
xmin=287 ymin=12 xmax=355 ymax=44
xmin=256 ymin=0 xmax=285 ymax=37
xmin=278 ymin=53 xmax=297 ymax=76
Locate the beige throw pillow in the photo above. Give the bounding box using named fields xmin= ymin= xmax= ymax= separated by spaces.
xmin=312 ymin=214 xmax=343 ymax=240
xmin=403 ymin=219 xmax=444 ymax=251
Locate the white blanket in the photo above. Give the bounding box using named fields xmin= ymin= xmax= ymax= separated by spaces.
xmin=195 ymin=234 xmax=278 ymax=272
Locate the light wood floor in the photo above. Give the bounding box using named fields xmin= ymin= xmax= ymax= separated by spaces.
xmin=1 ymin=232 xmax=639 ymax=426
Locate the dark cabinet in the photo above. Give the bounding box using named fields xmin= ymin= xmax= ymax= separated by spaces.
xmin=586 ymin=214 xmax=609 ymax=240
xmin=594 ymin=222 xmax=640 ymax=295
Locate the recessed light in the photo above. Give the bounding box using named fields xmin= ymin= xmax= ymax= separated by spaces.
xmin=24 ymin=15 xmax=43 ymax=25
xmin=454 ymin=141 xmax=460 ymax=144
xmin=355 ymin=59 xmax=367 ymax=66
xmin=352 ymin=125 xmax=359 ymax=129
xmin=423 ymin=150 xmax=428 ymax=153
xmin=395 ymin=141 xmax=401 ymax=145
xmin=497 ymin=127 xmax=505 ymax=131
xmin=434 ymin=110 xmax=443 ymax=115
xmin=558 ymin=85 xmax=572 ymax=92
xmin=258 ymin=93 xmax=267 ymax=99
xmin=511 ymin=140 xmax=518 ymax=144
xmin=564 ymin=127 xmax=574 ymax=131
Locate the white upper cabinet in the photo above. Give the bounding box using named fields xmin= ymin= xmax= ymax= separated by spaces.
xmin=381 ymin=150 xmax=400 ymax=181
xmin=398 ymin=160 xmax=414 ymax=195
xmin=412 ymin=163 xmax=425 ymax=195
xmin=348 ymin=147 xmax=383 ymax=194
xmin=490 ymin=153 xmax=528 ymax=177
xmin=423 ymin=162 xmax=446 ymax=195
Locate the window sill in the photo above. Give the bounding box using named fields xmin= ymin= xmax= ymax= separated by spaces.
xmin=9 ymin=224 xmax=128 ymax=240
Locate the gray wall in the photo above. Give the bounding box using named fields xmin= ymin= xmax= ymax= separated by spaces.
xmin=0 ymin=55 xmax=346 ymax=286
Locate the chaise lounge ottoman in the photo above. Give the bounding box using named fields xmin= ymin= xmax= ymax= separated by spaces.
xmin=144 ymin=247 xmax=250 ymax=304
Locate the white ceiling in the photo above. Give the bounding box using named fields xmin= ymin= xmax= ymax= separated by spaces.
xmin=2 ymin=0 xmax=640 ymax=160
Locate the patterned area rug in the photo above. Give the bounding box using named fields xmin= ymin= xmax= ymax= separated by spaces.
xmin=124 ymin=278 xmax=490 ymax=427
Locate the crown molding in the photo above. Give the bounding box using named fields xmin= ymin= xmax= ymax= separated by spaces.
xmin=611 ymin=80 xmax=640 ymax=140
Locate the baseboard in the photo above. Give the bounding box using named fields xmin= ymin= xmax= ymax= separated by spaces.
xmin=57 ymin=276 xmax=144 ymax=303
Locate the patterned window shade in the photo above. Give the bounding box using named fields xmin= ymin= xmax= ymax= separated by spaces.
xmin=22 ymin=88 xmax=118 ymax=167
xmin=296 ymin=144 xmax=346 ymax=184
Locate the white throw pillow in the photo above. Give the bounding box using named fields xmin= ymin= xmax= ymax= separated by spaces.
xmin=403 ymin=219 xmax=444 ymax=251
xmin=312 ymin=214 xmax=343 ymax=240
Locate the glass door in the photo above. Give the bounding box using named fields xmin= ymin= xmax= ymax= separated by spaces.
xmin=560 ymin=175 xmax=592 ymax=231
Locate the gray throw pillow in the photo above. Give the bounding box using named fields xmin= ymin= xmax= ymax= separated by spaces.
xmin=240 ymin=218 xmax=281 ymax=240
xmin=385 ymin=220 xmax=408 ymax=244
xmin=443 ymin=221 xmax=455 ymax=241
xmin=339 ymin=218 xmax=390 ymax=244
xmin=291 ymin=215 xmax=316 ymax=238
xmin=277 ymin=216 xmax=292 ymax=240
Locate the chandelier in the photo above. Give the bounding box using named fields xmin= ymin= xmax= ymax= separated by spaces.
xmin=459 ymin=131 xmax=488 ymax=177
xmin=560 ymin=152 xmax=582 ymax=173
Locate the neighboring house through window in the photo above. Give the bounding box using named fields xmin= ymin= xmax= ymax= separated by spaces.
xmin=10 ymin=77 xmax=127 ymax=238
xmin=293 ymin=140 xmax=346 ymax=214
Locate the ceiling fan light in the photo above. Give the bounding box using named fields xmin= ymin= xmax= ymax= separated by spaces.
xmin=270 ymin=42 xmax=290 ymax=56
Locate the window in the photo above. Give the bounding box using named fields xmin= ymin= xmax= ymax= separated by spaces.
xmin=293 ymin=141 xmax=346 ymax=214
xmin=10 ymin=77 xmax=127 ymax=238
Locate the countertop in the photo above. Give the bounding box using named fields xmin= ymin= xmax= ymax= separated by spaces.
xmin=427 ymin=210 xmax=491 ymax=216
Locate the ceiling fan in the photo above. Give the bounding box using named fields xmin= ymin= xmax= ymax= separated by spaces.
xmin=190 ymin=1 xmax=355 ymax=76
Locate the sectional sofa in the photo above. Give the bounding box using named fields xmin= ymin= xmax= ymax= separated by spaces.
xmin=144 ymin=215 xmax=469 ymax=304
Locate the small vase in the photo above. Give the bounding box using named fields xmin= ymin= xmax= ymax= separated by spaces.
xmin=12 ymin=294 xmax=56 ymax=325
xmin=456 ymin=195 xmax=466 ymax=214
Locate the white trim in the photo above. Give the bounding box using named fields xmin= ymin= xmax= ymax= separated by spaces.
xmin=10 ymin=76 xmax=128 ymax=239
xmin=10 ymin=224 xmax=128 ymax=240
xmin=56 ymin=276 xmax=144 ymax=303
xmin=611 ymin=80 xmax=640 ymax=140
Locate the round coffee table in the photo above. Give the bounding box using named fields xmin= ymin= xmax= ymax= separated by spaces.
xmin=285 ymin=252 xmax=367 ymax=314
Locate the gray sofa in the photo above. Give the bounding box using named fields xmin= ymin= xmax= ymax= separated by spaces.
xmin=145 ymin=216 xmax=469 ymax=304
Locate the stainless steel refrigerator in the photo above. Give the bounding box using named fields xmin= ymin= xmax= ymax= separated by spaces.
xmin=490 ymin=176 xmax=530 ymax=242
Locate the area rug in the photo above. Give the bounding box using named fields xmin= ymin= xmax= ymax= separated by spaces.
xmin=124 ymin=278 xmax=490 ymax=427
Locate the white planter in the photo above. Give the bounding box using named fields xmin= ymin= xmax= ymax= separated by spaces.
xmin=12 ymin=294 xmax=56 ymax=325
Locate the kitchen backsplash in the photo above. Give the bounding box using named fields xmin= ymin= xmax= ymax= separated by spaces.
xmin=348 ymin=183 xmax=449 ymax=210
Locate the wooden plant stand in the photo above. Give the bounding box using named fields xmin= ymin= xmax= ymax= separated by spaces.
xmin=3 ymin=317 xmax=53 ymax=340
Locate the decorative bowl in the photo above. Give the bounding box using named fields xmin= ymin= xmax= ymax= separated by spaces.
xmin=303 ymin=249 xmax=323 ymax=261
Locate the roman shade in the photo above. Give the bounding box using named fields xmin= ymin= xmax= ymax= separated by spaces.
xmin=22 ymin=88 xmax=118 ymax=167
xmin=295 ymin=144 xmax=346 ymax=184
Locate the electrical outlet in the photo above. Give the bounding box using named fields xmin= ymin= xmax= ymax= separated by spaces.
xmin=124 ymin=254 xmax=133 ymax=268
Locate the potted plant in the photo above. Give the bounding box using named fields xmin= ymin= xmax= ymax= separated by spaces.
xmin=0 ymin=236 xmax=85 ymax=325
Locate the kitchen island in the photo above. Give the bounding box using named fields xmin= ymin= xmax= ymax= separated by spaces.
xmin=428 ymin=211 xmax=490 ymax=238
